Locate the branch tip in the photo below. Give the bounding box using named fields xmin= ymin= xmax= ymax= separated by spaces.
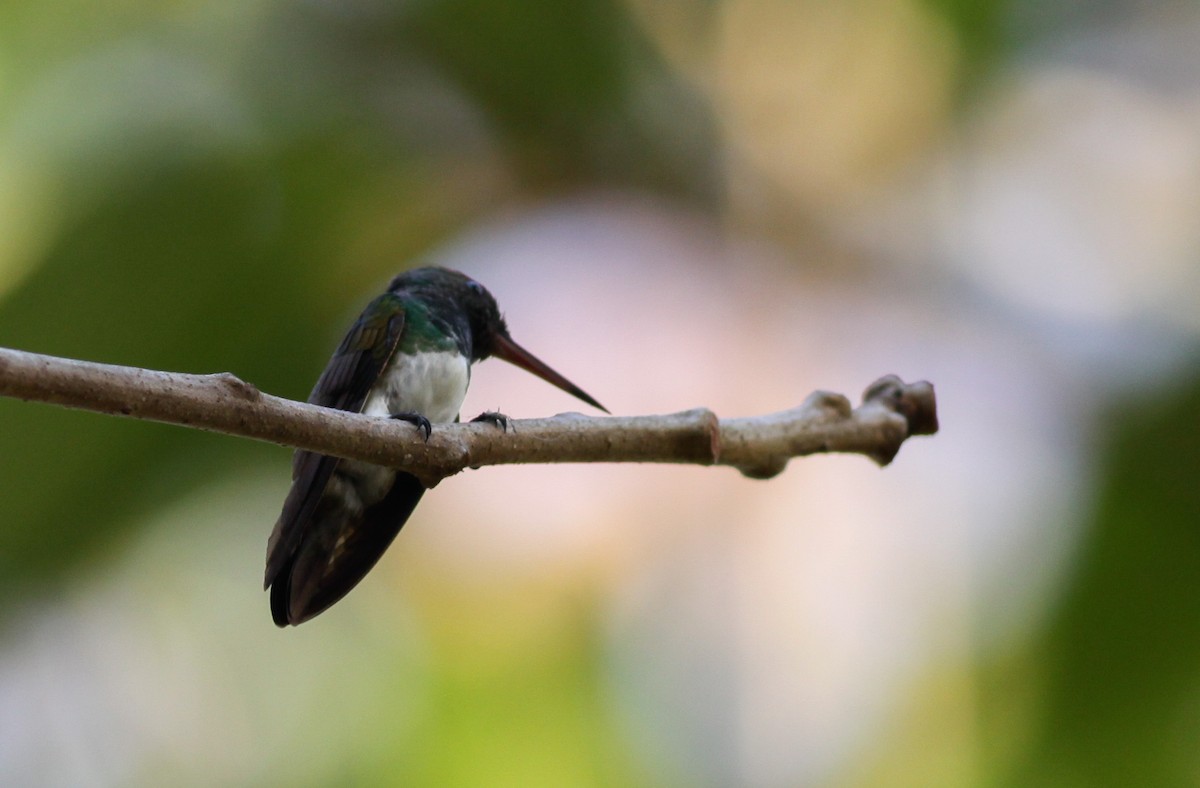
xmin=862 ymin=375 xmax=938 ymax=437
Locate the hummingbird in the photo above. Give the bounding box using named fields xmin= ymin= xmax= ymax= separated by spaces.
xmin=265 ymin=267 xmax=606 ymax=626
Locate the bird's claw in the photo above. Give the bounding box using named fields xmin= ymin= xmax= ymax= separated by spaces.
xmin=390 ymin=411 xmax=432 ymax=441
xmin=470 ymin=411 xmax=510 ymax=432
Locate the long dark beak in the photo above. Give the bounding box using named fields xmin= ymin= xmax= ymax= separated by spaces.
xmin=493 ymin=333 xmax=608 ymax=413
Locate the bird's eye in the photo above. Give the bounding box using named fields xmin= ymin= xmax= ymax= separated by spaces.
xmin=466 ymin=280 xmax=485 ymax=296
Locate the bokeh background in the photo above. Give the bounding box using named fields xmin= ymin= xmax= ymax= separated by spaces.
xmin=2 ymin=0 xmax=1199 ymax=785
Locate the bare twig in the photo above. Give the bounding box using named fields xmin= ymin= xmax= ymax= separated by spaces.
xmin=0 ymin=346 xmax=937 ymax=486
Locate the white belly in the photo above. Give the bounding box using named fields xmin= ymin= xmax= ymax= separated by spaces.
xmin=361 ymin=350 xmax=470 ymax=424
xmin=331 ymin=350 xmax=468 ymax=511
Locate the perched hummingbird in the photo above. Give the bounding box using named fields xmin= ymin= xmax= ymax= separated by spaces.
xmin=265 ymin=267 xmax=606 ymax=626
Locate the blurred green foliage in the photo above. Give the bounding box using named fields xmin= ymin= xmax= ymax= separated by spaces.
xmin=1002 ymin=376 xmax=1200 ymax=785
xmin=918 ymin=0 xmax=1009 ymax=88
xmin=402 ymin=0 xmax=722 ymax=199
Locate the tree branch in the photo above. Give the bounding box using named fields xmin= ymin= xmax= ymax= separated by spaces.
xmin=0 ymin=346 xmax=937 ymax=486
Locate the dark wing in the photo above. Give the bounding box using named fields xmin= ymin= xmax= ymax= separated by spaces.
xmin=264 ymin=293 xmax=407 ymax=599
xmin=307 ymin=292 xmax=410 ymax=413
xmin=272 ymin=471 xmax=425 ymax=626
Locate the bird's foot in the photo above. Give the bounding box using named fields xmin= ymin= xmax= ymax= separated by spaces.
xmin=470 ymin=411 xmax=510 ymax=432
xmin=390 ymin=411 xmax=432 ymax=441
